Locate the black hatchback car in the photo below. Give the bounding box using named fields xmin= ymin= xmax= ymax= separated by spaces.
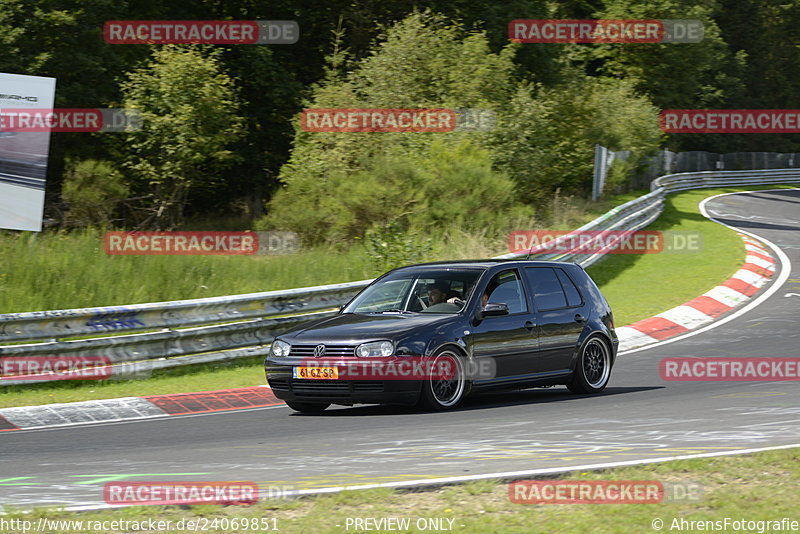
xmin=264 ymin=260 xmax=618 ymax=412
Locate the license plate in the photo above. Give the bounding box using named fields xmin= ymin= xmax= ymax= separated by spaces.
xmin=293 ymin=366 xmax=339 ymax=380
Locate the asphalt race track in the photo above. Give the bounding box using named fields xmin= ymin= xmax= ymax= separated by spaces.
xmin=1 ymin=189 xmax=799 ymax=510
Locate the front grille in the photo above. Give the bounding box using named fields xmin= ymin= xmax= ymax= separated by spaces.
xmin=353 ymin=381 xmax=385 ymax=392
xmin=267 ymin=377 xmax=289 ymax=390
xmin=291 ymin=379 xmax=350 ymax=397
xmin=290 ymin=344 xmax=357 ymax=358
xmin=291 ymin=379 xmax=350 ymax=392
xmin=289 ymin=379 xmax=385 ymax=397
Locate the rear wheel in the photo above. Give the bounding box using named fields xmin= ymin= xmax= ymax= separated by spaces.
xmin=417 ymin=349 xmax=468 ymax=411
xmin=285 ymin=401 xmax=330 ymax=413
xmin=567 ymin=336 xmax=611 ymax=394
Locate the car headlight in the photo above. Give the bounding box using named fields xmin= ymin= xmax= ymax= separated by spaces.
xmin=271 ymin=339 xmax=291 ymax=357
xmin=355 ymin=341 xmax=394 ymax=358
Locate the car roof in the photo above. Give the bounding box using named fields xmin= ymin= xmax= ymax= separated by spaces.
xmin=390 ymin=259 xmax=580 ymax=272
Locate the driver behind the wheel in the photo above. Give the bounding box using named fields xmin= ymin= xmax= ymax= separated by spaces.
xmin=427 ymin=281 xmax=450 ymax=306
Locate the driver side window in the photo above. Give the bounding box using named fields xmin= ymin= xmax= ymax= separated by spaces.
xmin=484 ymin=270 xmax=528 ymax=314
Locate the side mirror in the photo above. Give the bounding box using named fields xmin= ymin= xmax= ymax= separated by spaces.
xmin=481 ymin=302 xmax=510 ymax=317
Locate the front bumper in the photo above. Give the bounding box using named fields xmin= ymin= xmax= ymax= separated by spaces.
xmin=265 ymin=358 xmax=422 ymax=406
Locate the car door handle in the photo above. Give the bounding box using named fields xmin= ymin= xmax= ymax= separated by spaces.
xmin=524 ymin=321 xmax=535 ymax=330
xmin=574 ymin=314 xmax=586 ymax=323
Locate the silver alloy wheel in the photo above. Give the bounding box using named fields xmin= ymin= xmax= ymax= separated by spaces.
xmin=583 ymin=337 xmax=610 ymax=389
xmin=429 ymin=351 xmax=466 ymax=407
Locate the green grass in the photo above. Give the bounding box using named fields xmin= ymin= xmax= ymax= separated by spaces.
xmin=587 ymin=184 xmax=797 ymax=325
xmin=2 ymin=447 xmax=797 ymax=533
xmin=0 ymin=229 xmax=376 ymax=314
xmin=0 ymin=192 xmax=632 ymax=315
xmin=0 ymin=185 xmax=796 ymax=408
xmin=587 ymin=188 xmax=740 ymax=326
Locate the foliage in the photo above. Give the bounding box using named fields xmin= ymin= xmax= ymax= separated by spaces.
xmin=191 ymin=46 xmax=303 ymax=218
xmin=60 ymin=159 xmax=129 ymax=227
xmin=260 ymin=139 xmax=531 ymax=244
xmin=491 ymin=75 xmax=663 ymax=204
xmin=3 ymin=0 xmax=800 ymax=234
xmin=259 ymin=12 xmax=535 ymax=243
xmin=604 ymin=158 xmax=638 ymax=196
xmin=583 ymin=0 xmax=744 ymax=109
xmin=118 ymin=46 xmax=244 ymax=228
xmin=577 ymin=0 xmax=747 ymax=152
xmin=364 ymin=221 xmax=433 ymax=274
xmin=271 ymin=11 xmax=520 ymax=192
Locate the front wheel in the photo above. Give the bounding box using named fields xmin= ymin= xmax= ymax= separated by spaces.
xmin=567 ymin=336 xmax=612 ymax=394
xmin=417 ymin=349 xmax=469 ymax=411
xmin=285 ymin=401 xmax=330 ymax=413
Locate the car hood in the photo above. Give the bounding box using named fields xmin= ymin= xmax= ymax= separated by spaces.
xmin=279 ymin=312 xmax=455 ymax=343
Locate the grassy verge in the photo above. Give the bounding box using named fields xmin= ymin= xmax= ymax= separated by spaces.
xmin=0 ymin=231 xmax=376 ymax=314
xmin=0 ymin=185 xmax=796 ymax=408
xmin=0 ymin=191 xmax=632 ymax=315
xmin=587 ymin=184 xmax=796 ymax=325
xmin=3 ymin=447 xmax=797 ymax=533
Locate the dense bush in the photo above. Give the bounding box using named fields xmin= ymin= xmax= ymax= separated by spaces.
xmin=491 ymin=75 xmax=663 ymax=204
xmin=258 ymin=12 xmax=666 ymax=241
xmin=259 ymin=140 xmax=532 ymax=244
xmin=61 ymin=159 xmax=129 ymax=228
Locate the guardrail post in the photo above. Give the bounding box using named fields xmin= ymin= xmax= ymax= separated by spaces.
xmin=592 ymin=144 xmax=608 ymax=201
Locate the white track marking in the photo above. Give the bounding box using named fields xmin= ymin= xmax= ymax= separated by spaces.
xmin=620 ymin=188 xmax=797 ymax=355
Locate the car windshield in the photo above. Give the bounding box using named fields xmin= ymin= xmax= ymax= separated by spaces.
xmin=343 ymin=269 xmax=482 ymax=314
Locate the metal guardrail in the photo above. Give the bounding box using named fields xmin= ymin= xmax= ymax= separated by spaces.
xmin=1 ymin=169 xmax=799 ymax=383
xmin=0 ymin=280 xmax=371 ymax=342
xmin=502 ymin=168 xmax=800 ymax=268
xmin=0 ymin=281 xmax=371 ymax=382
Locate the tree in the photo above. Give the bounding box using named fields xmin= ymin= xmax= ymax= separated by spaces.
xmin=119 ymin=46 xmax=244 ymax=228
xmin=491 ymin=74 xmax=663 ymax=203
xmin=0 ymin=0 xmax=153 ymax=191
xmin=583 ymin=0 xmax=745 ymax=113
xmin=206 ymin=46 xmax=303 ymax=218
xmin=713 ymin=0 xmax=800 ymax=151
xmin=260 ymin=11 xmax=528 ymax=242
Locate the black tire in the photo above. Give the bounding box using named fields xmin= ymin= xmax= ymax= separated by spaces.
xmin=417 ymin=349 xmax=469 ymax=411
xmin=567 ymin=336 xmax=612 ymax=394
xmin=285 ymin=401 xmax=330 ymax=413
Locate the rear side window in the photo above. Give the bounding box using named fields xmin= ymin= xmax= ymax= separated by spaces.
xmin=555 ymin=268 xmax=583 ymax=307
xmin=524 ymin=267 xmax=566 ymax=311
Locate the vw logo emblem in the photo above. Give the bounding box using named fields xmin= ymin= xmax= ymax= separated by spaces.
xmin=313 ymin=344 xmax=326 ymax=358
